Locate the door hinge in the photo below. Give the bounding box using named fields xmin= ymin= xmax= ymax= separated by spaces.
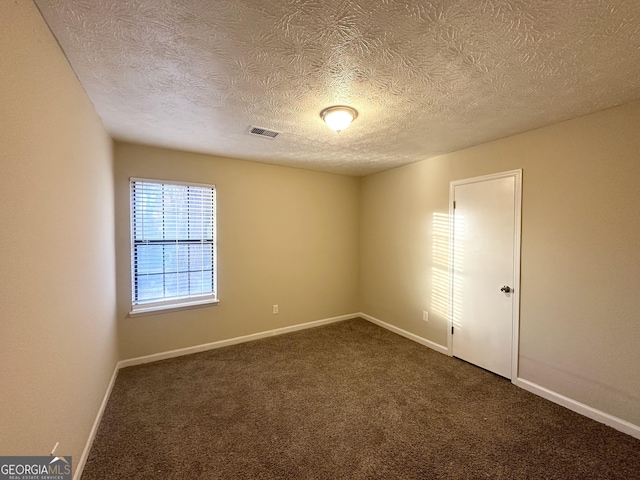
xmin=451 ymin=326 xmax=454 ymax=335
xmin=453 ymin=200 xmax=456 ymax=209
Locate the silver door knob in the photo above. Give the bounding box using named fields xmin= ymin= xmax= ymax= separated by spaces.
xmin=500 ymin=285 xmax=512 ymax=293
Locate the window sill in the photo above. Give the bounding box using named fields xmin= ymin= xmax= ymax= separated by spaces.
xmin=129 ymin=298 xmax=219 ymax=317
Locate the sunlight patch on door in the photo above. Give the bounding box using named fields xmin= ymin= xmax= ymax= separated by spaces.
xmin=431 ymin=212 xmax=463 ymax=329
xmin=451 ymin=210 xmax=465 ymax=330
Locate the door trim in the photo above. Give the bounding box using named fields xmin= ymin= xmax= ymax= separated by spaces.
xmin=447 ymin=169 xmax=522 ymax=380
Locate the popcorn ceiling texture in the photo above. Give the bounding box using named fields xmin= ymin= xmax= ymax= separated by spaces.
xmin=35 ymin=0 xmax=640 ymax=176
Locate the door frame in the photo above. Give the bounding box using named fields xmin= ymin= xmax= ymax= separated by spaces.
xmin=447 ymin=169 xmax=523 ymax=380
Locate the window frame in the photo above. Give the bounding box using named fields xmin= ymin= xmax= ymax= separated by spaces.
xmin=129 ymin=177 xmax=218 ymax=315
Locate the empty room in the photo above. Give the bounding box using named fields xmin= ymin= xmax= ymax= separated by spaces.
xmin=1 ymin=0 xmax=639 ymax=479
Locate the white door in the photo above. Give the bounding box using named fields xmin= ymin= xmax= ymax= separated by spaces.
xmin=450 ymin=171 xmax=521 ymax=379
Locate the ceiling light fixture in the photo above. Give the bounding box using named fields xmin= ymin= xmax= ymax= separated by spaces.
xmin=320 ymin=105 xmax=358 ymax=132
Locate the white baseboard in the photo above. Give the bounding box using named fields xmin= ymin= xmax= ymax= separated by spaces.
xmin=74 ymin=363 xmax=119 ymax=480
xmin=513 ymin=377 xmax=640 ymax=440
xmin=119 ymin=313 xmax=360 ymax=368
xmin=359 ymin=313 xmax=449 ymax=355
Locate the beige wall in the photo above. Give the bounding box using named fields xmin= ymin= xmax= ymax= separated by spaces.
xmin=115 ymin=142 xmax=360 ymax=359
xmin=0 ymin=0 xmax=117 ymax=471
xmin=360 ymin=100 xmax=640 ymax=426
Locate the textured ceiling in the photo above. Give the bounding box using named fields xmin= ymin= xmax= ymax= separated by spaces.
xmin=35 ymin=0 xmax=640 ymax=176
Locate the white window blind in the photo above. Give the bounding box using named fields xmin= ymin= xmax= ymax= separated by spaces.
xmin=130 ymin=178 xmax=217 ymax=313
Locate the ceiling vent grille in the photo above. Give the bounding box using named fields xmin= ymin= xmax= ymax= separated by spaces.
xmin=248 ymin=126 xmax=280 ymax=139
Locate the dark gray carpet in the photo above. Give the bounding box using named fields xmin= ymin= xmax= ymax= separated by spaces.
xmin=82 ymin=318 xmax=640 ymax=479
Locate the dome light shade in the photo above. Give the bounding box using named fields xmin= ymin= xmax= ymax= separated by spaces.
xmin=320 ymin=105 xmax=358 ymax=132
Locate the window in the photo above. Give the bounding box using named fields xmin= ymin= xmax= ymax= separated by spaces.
xmin=130 ymin=178 xmax=217 ymax=314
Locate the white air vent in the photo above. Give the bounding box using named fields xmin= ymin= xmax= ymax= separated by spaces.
xmin=248 ymin=126 xmax=280 ymax=139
